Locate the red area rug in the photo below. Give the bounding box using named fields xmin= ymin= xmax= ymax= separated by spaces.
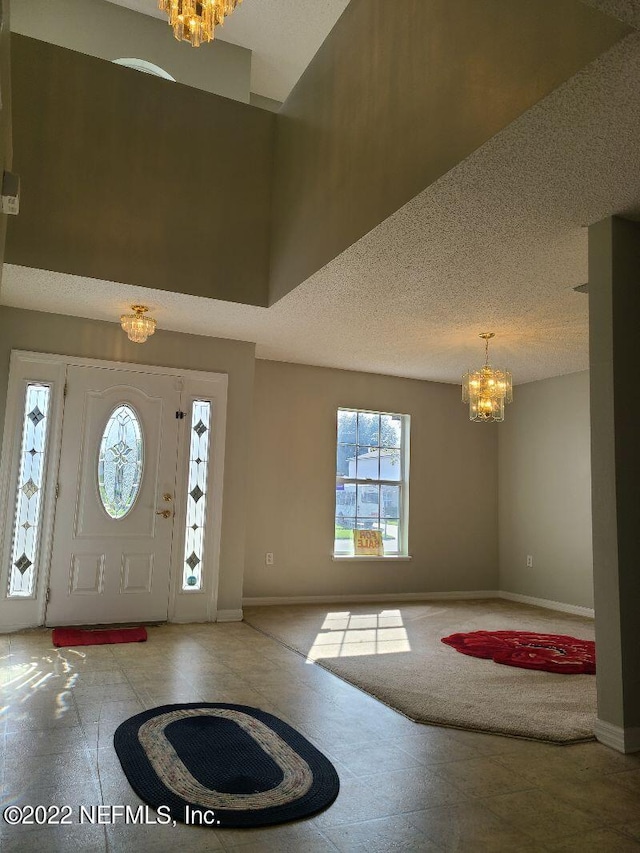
xmin=52 ymin=626 xmax=147 ymax=647
xmin=441 ymin=630 xmax=595 ymax=674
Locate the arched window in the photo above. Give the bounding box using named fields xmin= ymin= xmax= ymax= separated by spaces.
xmin=112 ymin=58 xmax=176 ymax=82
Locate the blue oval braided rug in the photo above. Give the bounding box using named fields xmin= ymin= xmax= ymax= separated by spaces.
xmin=114 ymin=703 xmax=340 ymax=828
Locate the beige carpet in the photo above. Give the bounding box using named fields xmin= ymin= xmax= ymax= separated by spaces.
xmin=243 ymin=598 xmax=597 ymax=743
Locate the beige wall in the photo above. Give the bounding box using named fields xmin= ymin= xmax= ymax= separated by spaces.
xmin=249 ymin=93 xmax=282 ymax=113
xmin=7 ymin=35 xmax=275 ymax=307
xmin=0 ymin=306 xmax=256 ymax=612
xmin=269 ymin=0 xmax=627 ymax=303
xmin=498 ymin=371 xmax=593 ymax=608
xmin=11 ymin=0 xmax=251 ymax=102
xmin=244 ymin=360 xmax=499 ymax=599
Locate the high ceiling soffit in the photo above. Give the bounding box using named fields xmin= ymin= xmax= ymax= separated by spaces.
xmin=5 ymin=29 xmax=640 ymax=385
xmin=4 ymin=4 xmax=640 ymax=385
xmin=102 ymin=0 xmax=350 ymax=101
xmin=581 ymin=0 xmax=640 ymax=27
xmin=267 ymin=0 xmax=629 ymax=304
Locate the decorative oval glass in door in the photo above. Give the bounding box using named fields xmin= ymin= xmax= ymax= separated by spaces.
xmin=98 ymin=404 xmax=144 ymax=519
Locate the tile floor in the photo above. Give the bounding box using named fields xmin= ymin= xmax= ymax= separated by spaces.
xmin=1 ymin=621 xmax=639 ymax=852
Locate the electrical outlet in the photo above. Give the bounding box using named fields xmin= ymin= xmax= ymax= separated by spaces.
xmin=526 ymin=555 xmax=533 ymax=568
xmin=265 ymin=552 xmax=274 ymax=566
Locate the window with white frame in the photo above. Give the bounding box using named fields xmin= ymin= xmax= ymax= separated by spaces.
xmin=335 ymin=408 xmax=410 ymax=557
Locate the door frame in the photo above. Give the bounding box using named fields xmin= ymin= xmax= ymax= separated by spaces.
xmin=0 ymin=351 xmax=228 ymax=631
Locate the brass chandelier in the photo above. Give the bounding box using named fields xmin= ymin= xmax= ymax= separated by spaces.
xmin=158 ymin=0 xmax=243 ymax=47
xmin=462 ymin=333 xmax=513 ymax=422
xmin=120 ymin=305 xmax=157 ymax=344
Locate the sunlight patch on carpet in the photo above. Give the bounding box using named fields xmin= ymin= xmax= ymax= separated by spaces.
xmin=307 ymin=609 xmax=411 ymax=661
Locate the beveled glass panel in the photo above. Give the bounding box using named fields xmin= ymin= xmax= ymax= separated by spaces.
xmin=182 ymin=400 xmax=212 ymax=591
xmin=8 ymin=384 xmax=51 ymax=597
xmin=98 ymin=404 xmax=143 ymax=520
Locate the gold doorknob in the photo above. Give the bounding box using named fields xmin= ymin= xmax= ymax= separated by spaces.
xmin=163 ymin=493 xmax=173 ymax=502
xmin=156 ymin=509 xmax=172 ymax=519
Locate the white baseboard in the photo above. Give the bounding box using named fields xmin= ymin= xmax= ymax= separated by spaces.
xmin=216 ymin=609 xmax=244 ymax=622
xmin=242 ymin=590 xmax=595 ymax=619
xmin=595 ymin=719 xmax=640 ymax=753
xmin=243 ymin=591 xmax=500 ymax=607
xmin=498 ymin=591 xmax=594 ymax=618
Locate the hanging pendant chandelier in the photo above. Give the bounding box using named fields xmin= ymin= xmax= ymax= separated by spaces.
xmin=158 ymin=0 xmax=243 ymax=48
xmin=462 ymin=333 xmax=513 ymax=422
xmin=120 ymin=305 xmax=157 ymax=344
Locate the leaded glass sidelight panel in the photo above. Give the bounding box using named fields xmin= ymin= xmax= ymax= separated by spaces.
xmin=98 ymin=404 xmax=143 ymax=519
xmin=182 ymin=401 xmax=212 ymax=591
xmin=8 ymin=383 xmax=52 ymax=597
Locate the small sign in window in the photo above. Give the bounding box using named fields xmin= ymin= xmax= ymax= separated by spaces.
xmin=353 ymin=529 xmax=384 ymax=556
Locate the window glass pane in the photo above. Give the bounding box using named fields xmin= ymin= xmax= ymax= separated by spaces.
xmin=380 ymin=448 xmax=401 ymax=481
xmin=356 ymin=448 xmax=379 ymax=480
xmin=98 ymin=404 xmax=143 ymax=520
xmin=381 ymin=484 xmax=400 ymax=518
xmin=337 ymin=444 xmax=357 ymax=477
xmin=381 ymin=414 xmax=402 ymax=448
xmin=382 ymin=519 xmax=400 ymax=555
xmin=357 ymin=484 xmax=379 ymax=519
xmin=336 ymin=482 xmax=356 ymax=520
xmin=8 ymin=384 xmax=51 ymax=597
xmin=357 ymin=412 xmax=380 ymax=448
xmin=337 ymin=410 xmax=357 ymax=445
xmin=335 ymin=517 xmax=355 ymax=556
xmin=182 ymin=400 xmax=212 ymax=591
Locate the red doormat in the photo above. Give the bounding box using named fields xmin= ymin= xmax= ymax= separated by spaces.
xmin=52 ymin=626 xmax=147 ymax=647
xmin=441 ymin=630 xmax=595 ymax=674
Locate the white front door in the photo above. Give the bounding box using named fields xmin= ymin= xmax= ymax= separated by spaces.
xmin=46 ymin=365 xmax=181 ymax=626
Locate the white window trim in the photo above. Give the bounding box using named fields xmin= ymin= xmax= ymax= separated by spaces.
xmin=334 ymin=408 xmax=411 ymax=558
xmin=332 ymin=555 xmax=413 ymax=561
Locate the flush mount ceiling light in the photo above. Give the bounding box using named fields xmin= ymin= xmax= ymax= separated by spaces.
xmin=120 ymin=305 xmax=157 ymax=344
xmin=462 ymin=333 xmax=513 ymax=422
xmin=158 ymin=0 xmax=243 ymax=48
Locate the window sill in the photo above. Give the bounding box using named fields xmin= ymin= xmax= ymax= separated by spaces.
xmin=331 ymin=555 xmax=412 ymax=561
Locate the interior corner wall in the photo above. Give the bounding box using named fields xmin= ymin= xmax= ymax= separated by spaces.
xmin=0 ymin=305 xmax=256 ymax=614
xmin=11 ymin=0 xmax=252 ymax=102
xmin=498 ymin=371 xmax=593 ymax=608
xmin=244 ymin=360 xmax=499 ymax=600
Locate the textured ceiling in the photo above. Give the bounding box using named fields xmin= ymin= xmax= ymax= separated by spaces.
xmin=582 ymin=0 xmax=640 ymax=27
xmin=4 ymin=25 xmax=640 ymax=386
xmin=103 ymin=0 xmax=350 ymax=101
